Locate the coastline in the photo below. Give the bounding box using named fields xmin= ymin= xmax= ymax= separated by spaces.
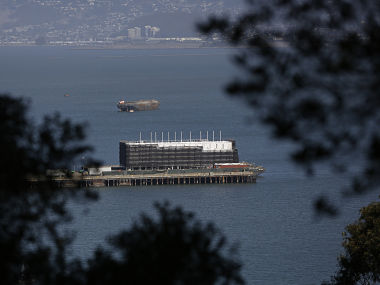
xmin=0 ymin=40 xmax=287 ymax=50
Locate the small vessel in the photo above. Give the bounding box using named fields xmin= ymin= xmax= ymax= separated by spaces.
xmin=117 ymin=99 xmax=160 ymax=112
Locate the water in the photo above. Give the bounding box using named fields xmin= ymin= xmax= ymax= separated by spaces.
xmin=0 ymin=46 xmax=376 ymax=284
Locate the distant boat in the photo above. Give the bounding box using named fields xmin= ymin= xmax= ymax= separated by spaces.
xmin=64 ymin=93 xmax=70 ymax=97
xmin=117 ymin=99 xmax=160 ymax=112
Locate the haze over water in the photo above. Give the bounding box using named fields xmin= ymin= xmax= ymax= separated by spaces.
xmin=0 ymin=47 xmax=376 ymax=284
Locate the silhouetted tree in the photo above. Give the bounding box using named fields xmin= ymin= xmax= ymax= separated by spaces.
xmin=324 ymin=199 xmax=380 ymax=284
xmin=198 ymin=0 xmax=380 ymax=215
xmin=86 ymin=202 xmax=244 ymax=285
xmin=0 ymin=94 xmax=97 ymax=284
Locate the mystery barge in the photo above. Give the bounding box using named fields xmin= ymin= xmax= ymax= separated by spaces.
xmin=31 ymin=133 xmax=265 ymax=188
xmin=117 ymin=99 xmax=160 ymax=112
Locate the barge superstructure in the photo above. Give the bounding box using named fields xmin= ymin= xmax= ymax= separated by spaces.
xmin=119 ymin=138 xmax=239 ymax=170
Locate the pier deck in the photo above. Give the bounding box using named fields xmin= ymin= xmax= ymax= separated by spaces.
xmin=51 ymin=168 xmax=262 ymax=188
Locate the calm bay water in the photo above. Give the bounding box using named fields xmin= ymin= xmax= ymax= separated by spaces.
xmin=0 ymin=47 xmax=376 ymax=284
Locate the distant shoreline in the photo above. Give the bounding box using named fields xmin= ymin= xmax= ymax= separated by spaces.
xmin=0 ymin=40 xmax=287 ymax=50
xmin=0 ymin=42 xmax=229 ymax=49
xmin=71 ymin=44 xmax=232 ymax=50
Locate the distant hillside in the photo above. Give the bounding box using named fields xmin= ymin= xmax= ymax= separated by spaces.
xmin=128 ymin=12 xmax=206 ymax=37
xmin=0 ymin=0 xmax=245 ymax=44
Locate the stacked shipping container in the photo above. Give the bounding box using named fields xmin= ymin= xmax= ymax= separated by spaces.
xmin=119 ymin=139 xmax=239 ymax=170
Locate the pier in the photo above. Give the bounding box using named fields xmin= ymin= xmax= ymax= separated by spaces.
xmin=50 ymin=168 xmax=262 ymax=188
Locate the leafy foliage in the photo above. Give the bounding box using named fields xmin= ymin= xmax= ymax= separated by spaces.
xmin=86 ymin=202 xmax=244 ymax=285
xmin=199 ymin=0 xmax=380 ymax=214
xmin=326 ymin=200 xmax=380 ymax=284
xmin=0 ymin=94 xmax=97 ymax=284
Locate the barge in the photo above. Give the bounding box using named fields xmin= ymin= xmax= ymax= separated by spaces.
xmin=117 ymin=99 xmax=160 ymax=112
xmin=32 ymin=134 xmax=265 ymax=188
